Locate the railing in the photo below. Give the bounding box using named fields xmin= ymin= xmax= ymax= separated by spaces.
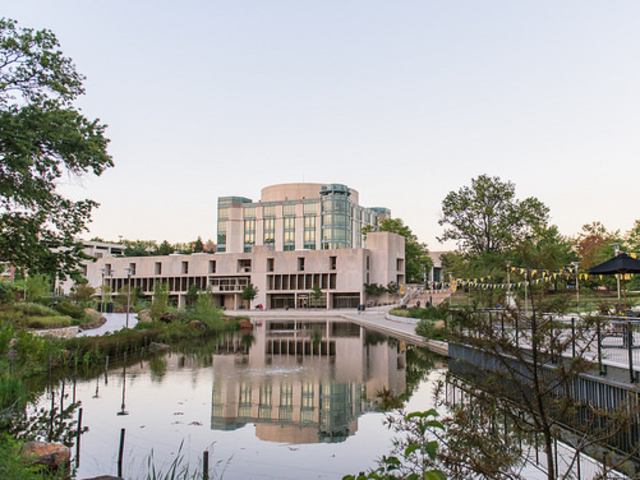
xmin=448 ymin=309 xmax=640 ymax=384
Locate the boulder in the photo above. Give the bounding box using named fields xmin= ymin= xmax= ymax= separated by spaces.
xmin=188 ymin=320 xmax=207 ymax=330
xmin=238 ymin=319 xmax=254 ymax=330
xmin=81 ymin=477 xmax=124 ymax=480
xmin=21 ymin=441 xmax=70 ymax=468
xmin=160 ymin=312 xmax=178 ymax=323
xmin=138 ymin=309 xmax=151 ymax=323
xmin=149 ymin=342 xmax=171 ymax=352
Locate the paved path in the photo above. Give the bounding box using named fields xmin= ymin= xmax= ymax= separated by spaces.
xmin=227 ymin=305 xmax=449 ymax=356
xmin=77 ymin=312 xmax=138 ymax=337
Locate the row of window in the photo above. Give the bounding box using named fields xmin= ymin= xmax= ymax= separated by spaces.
xmin=267 ymin=273 xmax=337 ymax=291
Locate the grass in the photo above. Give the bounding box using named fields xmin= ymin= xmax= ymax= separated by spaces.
xmin=24 ymin=316 xmax=72 ymax=329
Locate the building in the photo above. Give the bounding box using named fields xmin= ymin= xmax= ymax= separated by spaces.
xmin=76 ymin=183 xmax=405 ymax=310
xmin=217 ymin=183 xmax=390 ymax=253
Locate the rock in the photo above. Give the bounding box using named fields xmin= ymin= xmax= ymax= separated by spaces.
xmin=138 ymin=309 xmax=151 ymax=323
xmin=81 ymin=476 xmax=124 ymax=480
xmin=238 ymin=319 xmax=254 ymax=330
xmin=115 ymin=306 xmax=134 ymax=313
xmin=188 ymin=320 xmax=206 ymax=330
xmin=21 ymin=441 xmax=70 ymax=468
xmin=149 ymin=342 xmax=171 ymax=352
xmin=160 ymin=312 xmax=178 ymax=323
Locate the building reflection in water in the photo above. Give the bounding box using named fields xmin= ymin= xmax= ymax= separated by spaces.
xmin=210 ymin=319 xmax=407 ymax=444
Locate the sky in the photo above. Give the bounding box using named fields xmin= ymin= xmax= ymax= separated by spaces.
xmin=5 ymin=1 xmax=640 ymax=250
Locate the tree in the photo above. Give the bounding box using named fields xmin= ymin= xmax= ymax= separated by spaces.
xmin=364 ymin=282 xmax=386 ymax=305
xmin=69 ymin=283 xmax=95 ymax=307
xmin=311 ymin=283 xmax=323 ymax=308
xmin=574 ymin=221 xmax=620 ymax=270
xmin=364 ymin=217 xmax=433 ymax=283
xmin=0 ymin=18 xmax=112 ymax=279
xmin=241 ymin=283 xmax=258 ymax=308
xmin=193 ymin=237 xmax=204 ymax=253
xmin=150 ymin=281 xmax=169 ymax=325
xmin=154 ymin=240 xmax=174 ymax=256
xmin=439 ymin=175 xmax=549 ymax=256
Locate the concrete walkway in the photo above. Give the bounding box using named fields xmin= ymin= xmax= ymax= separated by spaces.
xmin=227 ymin=305 xmax=449 ymax=356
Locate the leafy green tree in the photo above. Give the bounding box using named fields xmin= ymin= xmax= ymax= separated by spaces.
xmin=364 ymin=217 xmax=432 ymax=283
xmin=185 ymin=283 xmax=199 ymax=307
xmin=25 ymin=273 xmax=50 ymax=302
xmin=150 ymin=281 xmax=169 ymax=325
xmin=311 ymin=284 xmax=323 ymax=308
xmin=193 ymin=237 xmax=205 ymax=253
xmin=0 ymin=18 xmax=112 ymax=279
xmin=154 ymin=240 xmax=174 ymax=256
xmin=241 ymin=283 xmax=258 ymax=308
xmin=364 ymin=283 xmax=386 ymax=305
xmin=574 ymin=221 xmax=621 ymax=270
xmin=69 ymin=283 xmax=95 ymax=307
xmin=439 ymin=175 xmax=549 ymax=256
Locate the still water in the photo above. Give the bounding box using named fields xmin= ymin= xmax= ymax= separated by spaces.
xmin=64 ymin=319 xmax=444 ymax=479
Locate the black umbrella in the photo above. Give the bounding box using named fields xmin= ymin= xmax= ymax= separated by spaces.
xmin=589 ymin=253 xmax=640 ymax=311
xmin=589 ymin=253 xmax=640 ymax=275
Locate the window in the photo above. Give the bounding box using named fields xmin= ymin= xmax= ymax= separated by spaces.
xmin=244 ymin=219 xmax=256 ymax=252
xmin=209 ymin=260 xmax=216 ymax=273
xmin=128 ymin=263 xmax=136 ymax=275
xmin=104 ymin=264 xmax=112 ymax=276
xmin=264 ymin=217 xmax=275 ymax=245
xmin=155 ymin=262 xmax=162 ymax=275
xmin=243 ymin=206 xmax=256 ymax=218
xmin=284 ymin=215 xmax=295 ymax=250
xmin=366 ymin=256 xmax=370 ymax=269
xmin=330 ymin=256 xmax=337 ymax=270
xmin=182 ymin=261 xmax=188 ymax=274
xmin=283 ymin=204 xmax=296 ymax=216
xmin=303 ymin=202 xmax=318 ymax=215
xmin=298 ymin=257 xmax=305 ymax=271
xmin=267 ymin=258 xmax=274 ymax=272
xmin=263 ymin=205 xmax=276 ymax=217
xmin=218 ymin=207 xmax=229 ymax=219
xmin=238 ymin=259 xmax=251 ymax=272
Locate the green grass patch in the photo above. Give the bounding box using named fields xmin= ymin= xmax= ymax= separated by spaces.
xmin=24 ymin=315 xmax=72 ymax=329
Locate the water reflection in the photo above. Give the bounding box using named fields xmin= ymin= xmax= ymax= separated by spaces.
xmin=57 ymin=319 xmax=435 ymax=480
xmin=210 ymin=319 xmax=407 ymax=444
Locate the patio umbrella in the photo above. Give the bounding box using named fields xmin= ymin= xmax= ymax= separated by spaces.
xmin=589 ymin=252 xmax=640 ymax=310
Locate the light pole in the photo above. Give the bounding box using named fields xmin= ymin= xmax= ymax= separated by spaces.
xmin=100 ymin=268 xmax=106 ymax=313
xmin=572 ymin=261 xmax=580 ymax=315
xmin=611 ymin=243 xmax=622 ymax=309
xmin=125 ymin=267 xmax=132 ymax=329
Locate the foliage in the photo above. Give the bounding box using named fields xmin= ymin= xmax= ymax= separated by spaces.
xmin=68 ymin=283 xmax=95 ymax=307
xmin=150 ymin=282 xmax=170 ymax=325
xmin=311 ymin=284 xmax=323 ymax=307
xmin=241 ymin=283 xmax=258 ymax=307
xmin=364 ymin=283 xmax=387 ymax=304
xmin=386 ymin=281 xmax=400 ymax=295
xmin=364 ymin=217 xmax=432 ymax=283
xmin=573 ymin=221 xmax=621 ymax=270
xmin=25 ymin=274 xmax=50 ymax=303
xmin=0 ymin=434 xmax=69 ymax=480
xmin=193 ymin=237 xmax=205 ymax=253
xmin=23 ymin=315 xmax=71 ymax=329
xmin=53 ymin=299 xmax=84 ymax=319
xmin=0 ymin=281 xmax=13 ymax=304
xmin=155 ymin=240 xmax=175 ymax=256
xmin=0 ymin=17 xmax=112 ymax=279
xmin=185 ymin=283 xmax=199 ymax=307
xmin=439 ymin=175 xmax=549 ymax=255
xmin=343 ymin=410 xmax=446 ymax=480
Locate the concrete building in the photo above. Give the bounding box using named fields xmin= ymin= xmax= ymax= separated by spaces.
xmin=76 ymin=183 xmax=405 ymax=310
xmin=217 ymin=183 xmax=389 ymax=253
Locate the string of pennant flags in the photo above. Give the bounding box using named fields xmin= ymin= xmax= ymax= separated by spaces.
xmin=426 ymin=255 xmax=638 ymax=290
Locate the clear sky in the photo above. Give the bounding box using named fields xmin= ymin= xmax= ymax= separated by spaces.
xmin=6 ymin=1 xmax=640 ymax=249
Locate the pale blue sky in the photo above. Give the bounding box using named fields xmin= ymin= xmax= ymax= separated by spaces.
xmin=6 ymin=1 xmax=640 ymax=248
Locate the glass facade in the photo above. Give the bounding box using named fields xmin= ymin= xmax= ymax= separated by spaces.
xmin=304 ymin=215 xmax=316 ymax=250
xmin=321 ymin=185 xmax=352 ymax=250
xmin=263 ymin=217 xmax=275 ymax=245
xmin=283 ymin=216 xmax=295 ymax=251
xmin=244 ymin=219 xmax=255 ymax=253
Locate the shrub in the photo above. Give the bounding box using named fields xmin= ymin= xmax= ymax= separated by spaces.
xmin=54 ymin=300 xmax=85 ymax=319
xmin=13 ymin=303 xmax=59 ymax=317
xmin=25 ymin=316 xmax=72 ymax=329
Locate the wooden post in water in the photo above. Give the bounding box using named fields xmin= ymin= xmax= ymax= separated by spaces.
xmin=203 ymin=450 xmax=209 ymax=480
xmin=117 ymin=428 xmax=125 ymax=478
xmin=76 ymin=407 xmax=83 ymax=468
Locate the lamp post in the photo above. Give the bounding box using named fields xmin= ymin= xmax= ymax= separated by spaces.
xmin=611 ymin=243 xmax=622 ymax=310
xmin=125 ymin=267 xmax=132 ymax=329
xmin=100 ymin=268 xmax=106 ymax=313
xmin=572 ymin=261 xmax=580 ymax=314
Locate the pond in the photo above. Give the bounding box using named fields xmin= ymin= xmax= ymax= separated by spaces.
xmin=49 ymin=318 xmax=445 ymax=479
